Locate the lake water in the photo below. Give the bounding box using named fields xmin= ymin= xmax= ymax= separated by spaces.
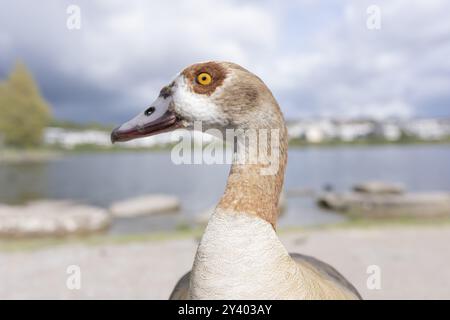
xmin=1 ymin=144 xmax=450 ymax=233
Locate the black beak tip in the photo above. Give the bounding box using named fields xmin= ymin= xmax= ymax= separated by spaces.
xmin=111 ymin=127 xmax=120 ymax=144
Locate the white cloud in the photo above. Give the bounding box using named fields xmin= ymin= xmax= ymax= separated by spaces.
xmin=260 ymin=0 xmax=450 ymax=119
xmin=61 ymin=0 xmax=278 ymax=112
xmin=1 ymin=0 xmax=449 ymax=122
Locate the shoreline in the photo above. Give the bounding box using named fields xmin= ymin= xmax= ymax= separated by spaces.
xmin=0 ymin=149 xmax=62 ymax=164
xmin=1 ymin=140 xmax=450 ymax=164
xmin=1 ymin=216 xmax=450 ymax=253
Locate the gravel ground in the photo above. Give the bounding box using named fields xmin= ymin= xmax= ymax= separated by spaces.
xmin=1 ymin=225 xmax=449 ymax=300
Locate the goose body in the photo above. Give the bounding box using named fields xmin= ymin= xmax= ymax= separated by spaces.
xmin=172 ymin=210 xmax=360 ymax=300
xmin=112 ymin=61 xmax=361 ymax=300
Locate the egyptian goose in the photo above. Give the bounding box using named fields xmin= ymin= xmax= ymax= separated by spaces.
xmin=111 ymin=61 xmax=362 ymax=300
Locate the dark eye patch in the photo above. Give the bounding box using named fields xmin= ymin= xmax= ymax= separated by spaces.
xmin=181 ymin=62 xmax=227 ymax=95
xmin=159 ymin=85 xmax=172 ymax=99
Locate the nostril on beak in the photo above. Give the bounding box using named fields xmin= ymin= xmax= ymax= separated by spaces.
xmin=144 ymin=106 xmax=155 ymax=117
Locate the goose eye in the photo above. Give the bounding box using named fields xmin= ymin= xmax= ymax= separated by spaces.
xmin=196 ymin=72 xmax=212 ymax=85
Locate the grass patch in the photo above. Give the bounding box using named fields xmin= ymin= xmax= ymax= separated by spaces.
xmin=279 ymin=216 xmax=450 ymax=235
xmin=288 ymin=137 xmax=450 ymax=148
xmin=2 ymin=217 xmax=450 ymax=253
xmin=2 ymin=137 xmax=450 ymax=159
xmin=0 ymin=227 xmax=204 ymax=253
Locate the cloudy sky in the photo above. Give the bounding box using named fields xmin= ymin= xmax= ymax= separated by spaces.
xmin=1 ymin=0 xmax=449 ymax=124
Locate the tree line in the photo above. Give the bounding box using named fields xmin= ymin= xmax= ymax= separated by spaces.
xmin=0 ymin=62 xmax=51 ymax=147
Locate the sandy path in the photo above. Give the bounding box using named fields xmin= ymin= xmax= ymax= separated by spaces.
xmin=1 ymin=225 xmax=449 ymax=299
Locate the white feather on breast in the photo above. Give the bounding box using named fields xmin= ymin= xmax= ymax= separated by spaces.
xmin=189 ymin=209 xmax=358 ymax=300
xmin=189 ymin=209 xmax=308 ymax=299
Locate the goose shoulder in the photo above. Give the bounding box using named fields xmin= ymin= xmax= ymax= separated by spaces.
xmin=169 ymin=271 xmax=190 ymax=300
xmin=290 ymin=253 xmax=362 ymax=299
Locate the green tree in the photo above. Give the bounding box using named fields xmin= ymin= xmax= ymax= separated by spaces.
xmin=0 ymin=62 xmax=51 ymax=147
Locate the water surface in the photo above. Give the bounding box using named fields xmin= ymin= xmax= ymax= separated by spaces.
xmin=1 ymin=144 xmax=449 ymax=233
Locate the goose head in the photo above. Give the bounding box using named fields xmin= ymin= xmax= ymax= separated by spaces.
xmin=111 ymin=61 xmax=286 ymax=142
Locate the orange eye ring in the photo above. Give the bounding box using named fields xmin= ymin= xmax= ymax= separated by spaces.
xmin=196 ymin=72 xmax=212 ymax=85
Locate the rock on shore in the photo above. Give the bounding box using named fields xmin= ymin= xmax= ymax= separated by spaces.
xmin=318 ymin=192 xmax=450 ymax=218
xmin=0 ymin=200 xmax=111 ymax=237
xmin=353 ymin=181 xmax=405 ymax=195
xmin=109 ymin=194 xmax=180 ymax=218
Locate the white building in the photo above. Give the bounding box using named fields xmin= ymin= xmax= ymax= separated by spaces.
xmin=336 ymin=122 xmax=374 ymax=142
xmin=403 ymin=119 xmax=450 ymax=140
xmin=44 ymin=127 xmax=110 ymax=148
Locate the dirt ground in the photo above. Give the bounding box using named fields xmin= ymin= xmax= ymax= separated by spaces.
xmin=1 ymin=225 xmax=449 ymax=299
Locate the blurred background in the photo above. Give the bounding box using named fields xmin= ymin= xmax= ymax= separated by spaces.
xmin=0 ymin=0 xmax=449 ymax=299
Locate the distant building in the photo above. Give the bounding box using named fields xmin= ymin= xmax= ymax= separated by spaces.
xmin=372 ymin=122 xmax=401 ymax=141
xmin=304 ymin=126 xmax=324 ymax=143
xmin=403 ymin=119 xmax=450 ymax=140
xmin=337 ymin=122 xmax=374 ymax=142
xmin=44 ymin=127 xmax=110 ymax=148
xmin=286 ymin=118 xmax=450 ymax=143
